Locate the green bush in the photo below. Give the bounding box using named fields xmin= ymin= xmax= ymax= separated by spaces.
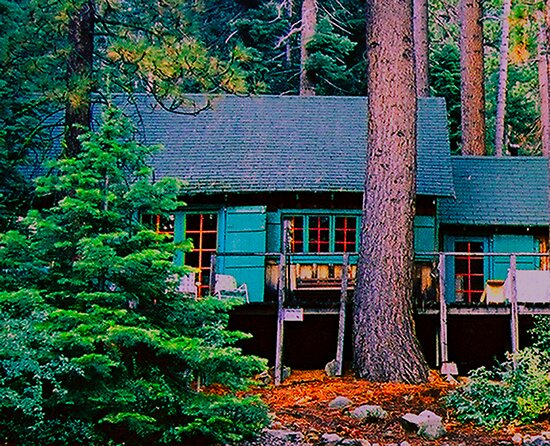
xmin=446 ymin=348 xmax=550 ymax=428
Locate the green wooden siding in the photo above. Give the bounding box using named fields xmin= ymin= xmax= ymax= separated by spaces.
xmin=414 ymin=216 xmax=436 ymax=260
xmin=220 ymin=206 xmax=267 ymax=303
xmin=443 ymin=233 xmax=539 ymax=302
xmin=491 ymin=234 xmax=538 ymax=279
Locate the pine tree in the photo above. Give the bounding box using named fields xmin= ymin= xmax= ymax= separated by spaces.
xmin=0 ymin=104 xmax=268 ymax=445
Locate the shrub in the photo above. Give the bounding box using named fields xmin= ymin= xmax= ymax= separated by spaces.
xmin=446 ymin=348 xmax=550 ymax=428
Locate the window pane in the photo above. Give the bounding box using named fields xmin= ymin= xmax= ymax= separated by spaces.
xmin=335 ymin=216 xmax=357 ymax=252
xmin=308 ymin=216 xmax=330 ymax=252
xmin=284 ymin=216 xmax=304 ymax=253
xmin=185 ymin=213 xmax=218 ymax=297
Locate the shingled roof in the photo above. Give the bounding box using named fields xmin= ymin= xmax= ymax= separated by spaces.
xmin=438 ymin=156 xmax=550 ymax=226
xmin=135 ymin=95 xmax=454 ymax=196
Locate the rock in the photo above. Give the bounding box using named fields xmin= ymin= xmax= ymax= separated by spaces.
xmin=399 ymin=413 xmax=420 ymax=433
xmin=351 ymin=404 xmax=388 ymax=421
xmin=340 ymin=440 xmax=364 ymax=446
xmin=321 ymin=432 xmax=343 ymax=445
xmin=400 ymin=410 xmax=445 ymax=441
xmin=511 ymin=433 xmax=523 ymax=445
xmin=329 ymin=396 xmax=352 ymax=409
xmin=263 ymin=429 xmax=304 ymax=442
xmin=525 ymin=435 xmax=548 ymax=446
xmin=325 ymin=359 xmax=340 ymax=377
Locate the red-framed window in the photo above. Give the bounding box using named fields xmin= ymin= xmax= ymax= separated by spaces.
xmin=142 ymin=214 xmax=175 ymax=242
xmin=286 ymin=216 xmax=304 ymax=252
xmin=454 ymin=241 xmax=484 ymax=303
xmin=335 ymin=216 xmax=357 ymax=252
xmin=185 ymin=213 xmax=218 ymax=297
xmin=308 ymin=216 xmax=330 ymax=252
xmin=284 ymin=214 xmax=358 ymax=253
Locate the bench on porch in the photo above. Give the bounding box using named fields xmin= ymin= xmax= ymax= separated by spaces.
xmin=290 ymin=263 xmax=356 ymax=291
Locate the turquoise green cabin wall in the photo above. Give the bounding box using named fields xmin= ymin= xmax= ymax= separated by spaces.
xmin=177 ymin=206 xmax=438 ymax=303
xmin=443 ymin=232 xmax=538 ymax=303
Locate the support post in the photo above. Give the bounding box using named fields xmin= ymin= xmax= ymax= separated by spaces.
xmin=209 ymin=254 xmax=217 ymax=296
xmin=274 ymin=253 xmax=286 ymax=385
xmin=509 ymin=254 xmax=519 ymax=365
xmin=335 ymin=253 xmax=349 ymax=376
xmin=438 ymin=253 xmax=448 ymax=365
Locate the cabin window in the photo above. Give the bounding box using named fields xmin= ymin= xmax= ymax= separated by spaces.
xmin=454 ymin=241 xmax=484 ymax=303
xmin=284 ymin=214 xmax=358 ymax=253
xmin=335 ymin=216 xmax=357 ymax=252
xmin=142 ymin=214 xmax=175 ymax=242
xmin=185 ymin=213 xmax=218 ymax=297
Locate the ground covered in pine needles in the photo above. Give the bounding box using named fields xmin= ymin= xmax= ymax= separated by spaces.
xmin=238 ymin=370 xmax=550 ymax=445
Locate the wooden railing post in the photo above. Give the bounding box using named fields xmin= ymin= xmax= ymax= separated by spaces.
xmin=274 ymin=253 xmax=286 ymax=385
xmin=509 ymin=254 xmax=519 ymax=366
xmin=335 ymin=253 xmax=349 ymax=376
xmin=438 ymin=253 xmax=448 ymax=365
xmin=209 ymin=254 xmax=217 ymax=296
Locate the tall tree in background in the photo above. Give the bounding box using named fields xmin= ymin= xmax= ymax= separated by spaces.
xmin=300 ymin=0 xmax=318 ymax=95
xmin=537 ymin=2 xmax=550 ymax=157
xmin=459 ymin=0 xmax=486 ymax=155
xmin=494 ymin=0 xmax=512 ymax=156
xmin=414 ymin=0 xmax=430 ymax=96
xmin=64 ymin=0 xmax=95 ymax=157
xmin=353 ymin=0 xmax=429 ymax=383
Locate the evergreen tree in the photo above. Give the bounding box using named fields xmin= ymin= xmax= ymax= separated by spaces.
xmin=0 ymin=104 xmax=268 ymax=445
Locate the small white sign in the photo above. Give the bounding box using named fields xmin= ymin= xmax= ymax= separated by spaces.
xmin=283 ymin=308 xmax=304 ymax=322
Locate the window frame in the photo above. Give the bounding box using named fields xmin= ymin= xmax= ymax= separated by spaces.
xmin=281 ymin=210 xmax=361 ymax=255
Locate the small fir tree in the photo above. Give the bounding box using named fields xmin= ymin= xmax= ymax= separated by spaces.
xmin=0 ymin=105 xmax=268 ymax=445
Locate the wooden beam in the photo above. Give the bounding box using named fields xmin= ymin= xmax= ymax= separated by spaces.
xmin=274 ymin=253 xmax=286 ymax=385
xmin=209 ymin=254 xmax=217 ymax=296
xmin=509 ymin=254 xmax=519 ymax=364
xmin=438 ymin=253 xmax=449 ymax=365
xmin=335 ymin=253 xmax=349 ymax=376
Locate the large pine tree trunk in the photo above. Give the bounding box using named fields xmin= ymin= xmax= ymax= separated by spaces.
xmin=494 ymin=0 xmax=512 ymax=157
xmin=459 ymin=0 xmax=486 ymax=155
xmin=353 ymin=0 xmax=429 ymax=384
xmin=538 ymin=7 xmax=550 ymax=157
xmin=413 ymin=0 xmax=430 ymax=97
xmin=300 ymin=0 xmax=317 ymax=96
xmin=65 ymin=0 xmax=95 ymax=157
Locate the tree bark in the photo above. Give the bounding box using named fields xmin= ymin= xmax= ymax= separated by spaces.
xmin=459 ymin=0 xmax=486 ymax=155
xmin=538 ymin=7 xmax=550 ymax=157
xmin=413 ymin=0 xmax=430 ymax=97
xmin=494 ymin=0 xmax=512 ymax=157
xmin=300 ymin=0 xmax=317 ymax=96
xmin=65 ymin=0 xmax=95 ymax=157
xmin=353 ymin=0 xmax=429 ymax=384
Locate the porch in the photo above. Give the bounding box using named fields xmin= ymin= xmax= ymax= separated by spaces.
xmin=206 ymin=251 xmax=550 ymax=382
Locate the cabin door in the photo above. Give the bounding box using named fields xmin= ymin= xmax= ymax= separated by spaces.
xmin=220 ymin=206 xmax=267 ymax=302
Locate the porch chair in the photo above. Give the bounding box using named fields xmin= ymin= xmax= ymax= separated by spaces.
xmin=214 ymin=274 xmax=249 ymax=302
xmin=177 ymin=273 xmax=198 ymax=299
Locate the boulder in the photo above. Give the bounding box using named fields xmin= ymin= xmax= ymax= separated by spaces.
xmin=329 ymin=396 xmax=352 ymax=409
xmin=325 ymin=359 xmax=340 ymax=377
xmin=399 ymin=413 xmax=420 ymax=433
xmin=351 ymin=405 xmax=388 ymax=421
xmin=416 ymin=410 xmax=446 ymax=441
xmin=321 ymin=432 xmax=343 ymax=445
xmin=399 ymin=410 xmax=446 ymax=441
xmin=262 ymin=429 xmax=304 ymax=442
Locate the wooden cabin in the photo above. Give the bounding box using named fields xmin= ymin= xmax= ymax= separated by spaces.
xmin=31 ymin=94 xmax=550 ymax=371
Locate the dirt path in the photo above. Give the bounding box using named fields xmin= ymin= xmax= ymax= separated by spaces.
xmin=237 ymin=370 xmax=550 ymax=446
